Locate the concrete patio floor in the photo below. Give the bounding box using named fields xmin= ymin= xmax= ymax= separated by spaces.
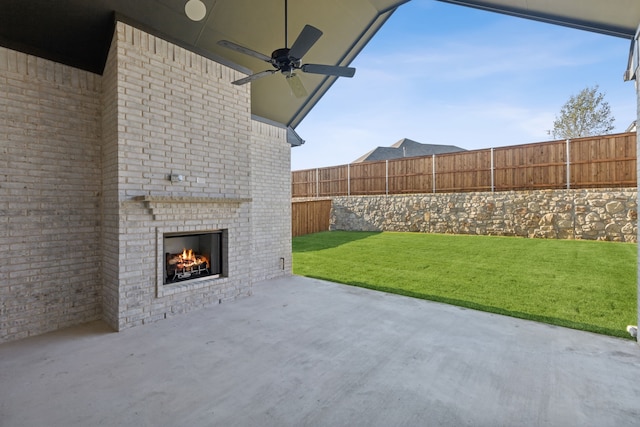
xmin=1 ymin=276 xmax=640 ymax=427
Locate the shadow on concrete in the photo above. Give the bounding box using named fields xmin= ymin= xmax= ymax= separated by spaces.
xmin=302 ymin=278 xmax=631 ymax=339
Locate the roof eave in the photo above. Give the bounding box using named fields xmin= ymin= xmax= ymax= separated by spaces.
xmin=437 ymin=0 xmax=636 ymax=39
xmin=288 ymin=1 xmax=411 ymax=129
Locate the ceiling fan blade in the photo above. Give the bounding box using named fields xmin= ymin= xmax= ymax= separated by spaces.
xmin=218 ymin=40 xmax=271 ymax=62
xmin=286 ymin=74 xmax=308 ymax=98
xmin=232 ymin=70 xmax=277 ymax=85
xmin=288 ymin=25 xmax=323 ymax=59
xmin=301 ymin=64 xmax=356 ymax=78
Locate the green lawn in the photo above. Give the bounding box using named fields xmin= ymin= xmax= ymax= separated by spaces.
xmin=293 ymin=231 xmax=637 ymax=338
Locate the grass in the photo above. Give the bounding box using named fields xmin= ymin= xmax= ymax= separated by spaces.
xmin=293 ymin=231 xmax=638 ymax=338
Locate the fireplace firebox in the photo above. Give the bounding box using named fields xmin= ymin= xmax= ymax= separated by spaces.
xmin=163 ymin=230 xmax=225 ymax=285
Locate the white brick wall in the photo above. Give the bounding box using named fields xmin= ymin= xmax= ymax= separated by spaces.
xmin=251 ymin=121 xmax=292 ymax=280
xmin=102 ymin=22 xmax=291 ymax=331
xmin=0 ymin=21 xmax=293 ymax=342
xmin=0 ymin=47 xmax=103 ymax=342
xmin=102 ymin=30 xmax=121 ymax=330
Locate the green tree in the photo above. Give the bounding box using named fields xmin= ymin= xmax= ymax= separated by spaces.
xmin=552 ymin=85 xmax=615 ymax=139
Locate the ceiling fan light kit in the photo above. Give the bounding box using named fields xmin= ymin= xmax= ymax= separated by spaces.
xmin=217 ymin=0 xmax=356 ymax=98
xmin=185 ymin=0 xmax=207 ymax=22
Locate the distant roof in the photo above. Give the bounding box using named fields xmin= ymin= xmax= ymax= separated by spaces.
xmin=626 ymin=120 xmax=637 ymax=132
xmin=353 ymin=138 xmax=467 ymax=163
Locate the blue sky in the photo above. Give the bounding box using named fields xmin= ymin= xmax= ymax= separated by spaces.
xmin=291 ymin=0 xmax=636 ymax=171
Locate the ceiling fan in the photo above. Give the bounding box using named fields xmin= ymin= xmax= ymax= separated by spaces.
xmin=217 ymin=0 xmax=356 ymax=98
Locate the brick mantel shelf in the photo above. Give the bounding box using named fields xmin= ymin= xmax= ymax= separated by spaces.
xmin=135 ymin=196 xmax=252 ymax=221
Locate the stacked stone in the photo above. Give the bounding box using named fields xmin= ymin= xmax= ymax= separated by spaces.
xmin=327 ymin=188 xmax=637 ymax=242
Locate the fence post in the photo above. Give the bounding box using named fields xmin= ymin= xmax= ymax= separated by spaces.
xmin=432 ymin=154 xmax=436 ymax=193
xmin=490 ymin=147 xmax=495 ymax=192
xmin=385 ymin=160 xmax=389 ymax=195
xmin=566 ymin=139 xmax=571 ymax=189
xmin=315 ymin=168 xmax=319 ymax=197
xmin=347 ymin=163 xmax=351 ymax=196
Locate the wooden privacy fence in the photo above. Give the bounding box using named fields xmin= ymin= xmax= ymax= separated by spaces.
xmin=292 ymin=132 xmax=637 ymax=197
xmin=292 ymin=200 xmax=332 ymax=237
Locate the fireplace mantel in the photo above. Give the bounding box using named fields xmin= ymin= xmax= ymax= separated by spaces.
xmin=135 ymin=196 xmax=252 ymax=221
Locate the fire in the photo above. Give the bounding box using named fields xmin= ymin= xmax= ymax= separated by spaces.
xmin=169 ymin=248 xmax=210 ymax=270
xmin=165 ymin=246 xmax=212 ymax=283
xmin=181 ymin=248 xmax=195 ymax=262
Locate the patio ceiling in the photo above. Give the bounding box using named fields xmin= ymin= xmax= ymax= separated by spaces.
xmin=0 ymin=0 xmax=408 ymax=129
xmin=0 ymin=1 xmax=638 ymax=129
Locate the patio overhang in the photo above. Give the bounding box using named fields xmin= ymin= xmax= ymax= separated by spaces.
xmin=436 ymin=0 xmax=640 ymax=39
xmin=0 ymin=0 xmax=408 ymax=129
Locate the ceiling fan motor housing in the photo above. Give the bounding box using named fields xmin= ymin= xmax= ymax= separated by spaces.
xmin=271 ymin=48 xmax=300 ymax=73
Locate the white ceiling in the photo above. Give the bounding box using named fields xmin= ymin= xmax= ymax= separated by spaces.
xmin=197 ymin=0 xmax=409 ymax=127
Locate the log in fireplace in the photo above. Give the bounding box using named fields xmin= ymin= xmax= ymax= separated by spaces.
xmin=163 ymin=230 xmax=225 ymax=284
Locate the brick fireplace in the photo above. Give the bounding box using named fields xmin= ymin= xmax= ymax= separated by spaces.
xmin=1 ymin=21 xmax=292 ymax=342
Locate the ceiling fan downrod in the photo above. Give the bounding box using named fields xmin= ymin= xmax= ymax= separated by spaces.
xmin=285 ymin=0 xmax=289 ymax=48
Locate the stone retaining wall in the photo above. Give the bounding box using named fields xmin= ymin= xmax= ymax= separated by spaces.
xmin=326 ymin=188 xmax=637 ymax=242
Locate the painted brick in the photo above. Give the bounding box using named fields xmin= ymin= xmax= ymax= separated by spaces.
xmin=99 ymin=22 xmax=291 ymax=331
xmin=0 ymin=47 xmax=102 ymax=342
xmin=1 ymin=21 xmax=292 ymax=343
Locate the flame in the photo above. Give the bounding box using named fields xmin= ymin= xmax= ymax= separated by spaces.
xmin=181 ymin=248 xmax=195 ymax=262
xmin=174 ymin=248 xmax=208 ymax=269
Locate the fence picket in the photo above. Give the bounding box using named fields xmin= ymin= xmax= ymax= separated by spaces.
xmin=291 ymin=200 xmax=332 ymax=237
xmin=291 ymin=132 xmax=637 ymax=198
